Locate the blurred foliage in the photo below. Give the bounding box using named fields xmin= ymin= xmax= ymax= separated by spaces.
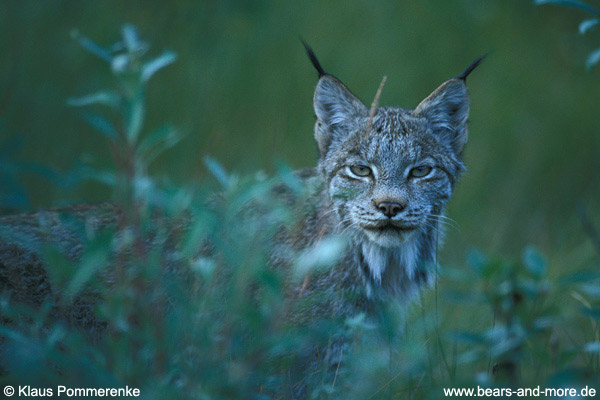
xmin=0 ymin=1 xmax=600 ymax=398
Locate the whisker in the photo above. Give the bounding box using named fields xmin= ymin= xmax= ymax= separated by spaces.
xmin=434 ymin=214 xmax=460 ymax=227
xmin=419 ymin=217 xmax=460 ymax=234
xmin=315 ymin=207 xmax=339 ymax=227
xmin=429 ymin=214 xmax=460 ymax=231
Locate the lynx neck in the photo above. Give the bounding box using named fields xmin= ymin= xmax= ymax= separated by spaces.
xmin=356 ymin=228 xmax=436 ymax=300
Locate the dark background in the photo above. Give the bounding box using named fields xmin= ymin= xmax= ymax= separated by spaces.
xmin=1 ymin=0 xmax=599 ymax=270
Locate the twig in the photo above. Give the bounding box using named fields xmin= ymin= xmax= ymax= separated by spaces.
xmin=365 ymin=75 xmax=387 ymax=136
xmin=331 ymin=357 xmax=341 ymax=391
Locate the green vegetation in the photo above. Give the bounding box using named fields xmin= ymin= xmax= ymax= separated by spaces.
xmin=1 ymin=1 xmax=600 ymax=398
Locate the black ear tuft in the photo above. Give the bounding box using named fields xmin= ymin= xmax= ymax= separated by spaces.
xmin=457 ymin=53 xmax=488 ymax=82
xmin=301 ymin=39 xmax=326 ymax=77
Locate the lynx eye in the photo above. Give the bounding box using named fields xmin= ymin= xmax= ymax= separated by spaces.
xmin=348 ymin=165 xmax=372 ymax=177
xmin=409 ymin=166 xmax=432 ymax=178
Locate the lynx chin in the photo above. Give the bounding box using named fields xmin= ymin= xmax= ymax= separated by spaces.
xmin=273 ymin=44 xmax=485 ymax=310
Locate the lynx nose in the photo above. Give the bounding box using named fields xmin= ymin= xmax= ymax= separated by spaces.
xmin=376 ymin=201 xmax=405 ymax=218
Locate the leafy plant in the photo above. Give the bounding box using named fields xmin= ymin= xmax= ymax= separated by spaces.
xmin=535 ymin=0 xmax=600 ymax=69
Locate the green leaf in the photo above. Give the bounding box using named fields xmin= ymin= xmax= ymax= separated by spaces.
xmin=293 ymin=237 xmax=346 ymax=280
xmin=586 ymin=48 xmax=600 ymax=70
xmin=65 ymin=246 xmax=108 ymax=299
xmin=584 ymin=341 xmax=600 ymax=353
xmin=345 ymin=313 xmax=375 ymax=331
xmin=580 ymin=283 xmax=600 ymax=298
xmin=137 ymin=125 xmax=181 ymax=164
xmin=204 ymin=156 xmax=230 ymax=188
xmin=190 ymin=257 xmax=217 ymax=278
xmin=126 ymin=91 xmax=145 ymax=143
xmin=87 ymin=169 xmax=117 ymax=186
xmin=275 ymin=162 xmax=304 ymax=194
xmin=110 ymin=54 xmax=130 ymax=74
xmin=579 ymin=18 xmax=600 ymax=34
xmin=534 ymin=0 xmax=599 ymax=15
xmin=457 ymin=349 xmax=484 ymax=365
xmin=80 ymin=112 xmax=119 ymax=139
xmin=522 ymin=246 xmax=547 ymax=278
xmin=141 ymin=51 xmax=177 ymax=83
xmin=67 ymin=91 xmax=120 ymax=108
xmin=70 ymin=30 xmax=112 ymax=63
xmin=121 ymin=24 xmax=148 ymax=55
xmin=122 ymin=24 xmax=140 ymax=51
xmin=533 ymin=316 xmax=561 ymax=329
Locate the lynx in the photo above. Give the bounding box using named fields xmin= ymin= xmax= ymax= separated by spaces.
xmin=0 ymin=44 xmax=483 ymax=395
xmin=271 ymin=45 xmax=484 ymax=321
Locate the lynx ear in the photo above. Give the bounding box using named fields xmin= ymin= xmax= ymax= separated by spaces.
xmin=415 ymin=78 xmax=470 ymax=155
xmin=415 ymin=55 xmax=485 ymax=155
xmin=313 ymin=75 xmax=367 ymax=154
xmin=302 ymin=42 xmax=367 ymax=154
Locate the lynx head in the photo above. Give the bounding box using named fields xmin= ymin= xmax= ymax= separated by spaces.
xmin=305 ymin=44 xmax=484 ymax=249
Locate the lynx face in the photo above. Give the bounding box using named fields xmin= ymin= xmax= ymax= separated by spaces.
xmin=312 ymin=72 xmax=472 ymax=249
